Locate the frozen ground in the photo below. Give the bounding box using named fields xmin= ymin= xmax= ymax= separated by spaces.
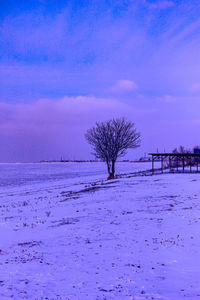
xmin=0 ymin=162 xmax=200 ymax=299
xmin=0 ymin=162 xmax=152 ymax=189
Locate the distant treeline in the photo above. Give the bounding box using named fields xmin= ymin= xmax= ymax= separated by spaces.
xmin=172 ymin=145 xmax=200 ymax=154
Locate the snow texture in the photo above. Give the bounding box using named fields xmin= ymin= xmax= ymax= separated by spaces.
xmin=0 ymin=162 xmax=200 ymax=299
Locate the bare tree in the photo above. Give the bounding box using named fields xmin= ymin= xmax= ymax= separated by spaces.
xmin=85 ymin=118 xmax=141 ymax=179
xmin=179 ymin=145 xmax=186 ymax=153
xmin=173 ymin=145 xmax=191 ymax=154
xmin=172 ymin=147 xmax=178 ymax=154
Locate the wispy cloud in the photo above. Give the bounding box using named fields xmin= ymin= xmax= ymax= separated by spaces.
xmin=108 ymin=79 xmax=138 ymax=94
xmin=155 ymin=94 xmax=175 ymax=103
xmin=1 ymin=1 xmax=200 ymax=102
xmin=191 ymin=83 xmax=200 ymax=92
xmin=147 ymin=0 xmax=174 ymax=9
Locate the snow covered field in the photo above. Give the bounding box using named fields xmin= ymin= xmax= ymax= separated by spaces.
xmin=0 ymin=162 xmax=200 ymax=299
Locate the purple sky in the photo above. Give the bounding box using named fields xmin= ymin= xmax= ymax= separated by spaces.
xmin=1 ymin=0 xmax=200 ymax=162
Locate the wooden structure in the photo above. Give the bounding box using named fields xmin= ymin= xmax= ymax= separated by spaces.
xmin=149 ymin=153 xmax=200 ymax=174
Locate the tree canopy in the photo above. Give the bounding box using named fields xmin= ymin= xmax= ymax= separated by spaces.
xmin=85 ymin=118 xmax=141 ymax=179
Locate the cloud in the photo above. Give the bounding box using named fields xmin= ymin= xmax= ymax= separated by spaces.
xmin=108 ymin=79 xmax=138 ymax=94
xmin=155 ymin=94 xmax=175 ymax=103
xmin=2 ymin=1 xmax=200 ymax=161
xmin=191 ymin=83 xmax=200 ymax=92
xmin=1 ymin=1 xmax=200 ymax=102
xmin=147 ymin=0 xmax=174 ymax=9
xmin=0 ymin=96 xmax=136 ymax=162
xmin=1 ymin=94 xmax=200 ymax=162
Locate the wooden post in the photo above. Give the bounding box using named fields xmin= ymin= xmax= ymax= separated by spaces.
xmin=197 ymin=159 xmax=199 ymax=173
xmin=152 ymin=156 xmax=154 ymax=174
xmin=182 ymin=156 xmax=184 ymax=173
xmin=169 ymin=156 xmax=171 ymax=171
xmin=177 ymin=156 xmax=178 ymax=172
xmin=161 ymin=156 xmax=163 ymax=173
xmin=190 ymin=157 xmax=192 ymax=173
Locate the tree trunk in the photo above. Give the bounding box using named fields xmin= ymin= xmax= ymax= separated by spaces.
xmin=107 ymin=160 xmax=115 ymax=180
xmin=107 ymin=161 xmax=111 ymax=175
xmin=111 ymin=160 xmax=115 ymax=176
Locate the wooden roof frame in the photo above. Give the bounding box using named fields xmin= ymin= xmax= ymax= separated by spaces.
xmin=148 ymin=153 xmax=200 ymax=174
xmin=149 ymin=153 xmax=200 ymax=157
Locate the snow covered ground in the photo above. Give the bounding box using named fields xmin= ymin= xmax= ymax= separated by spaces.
xmin=0 ymin=162 xmax=200 ymax=299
